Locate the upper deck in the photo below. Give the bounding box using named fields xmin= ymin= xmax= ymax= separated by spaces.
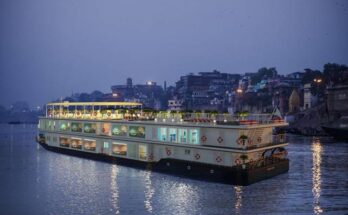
xmin=44 ymin=101 xmax=288 ymax=128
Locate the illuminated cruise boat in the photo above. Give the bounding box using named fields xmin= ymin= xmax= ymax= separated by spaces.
xmin=36 ymin=101 xmax=289 ymax=185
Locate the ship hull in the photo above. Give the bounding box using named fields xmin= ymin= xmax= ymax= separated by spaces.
xmin=37 ymin=141 xmax=289 ymax=186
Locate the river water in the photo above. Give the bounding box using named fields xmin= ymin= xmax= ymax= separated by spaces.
xmin=0 ymin=124 xmax=347 ymax=215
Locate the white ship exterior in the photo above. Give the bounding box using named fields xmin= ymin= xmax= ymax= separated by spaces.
xmin=37 ymin=102 xmax=289 ymax=185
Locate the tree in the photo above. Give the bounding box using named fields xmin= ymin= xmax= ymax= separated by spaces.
xmin=251 ymin=67 xmax=278 ymax=85
xmin=78 ymin=93 xmax=91 ymax=102
xmin=301 ymin=68 xmax=323 ymax=85
xmin=323 ymin=63 xmax=348 ymax=85
xmin=90 ymin=90 xmax=104 ymax=102
xmin=301 ymin=68 xmax=325 ymax=96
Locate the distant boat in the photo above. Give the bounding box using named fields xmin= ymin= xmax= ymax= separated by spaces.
xmin=322 ymin=116 xmax=348 ymax=141
xmin=8 ymin=121 xmax=21 ymax=125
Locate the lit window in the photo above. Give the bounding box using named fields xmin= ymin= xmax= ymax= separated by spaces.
xmin=189 ymin=129 xmax=199 ymax=144
xmin=112 ymin=125 xmax=128 ymax=136
xmin=169 ymin=128 xmax=177 ymax=142
xmin=178 ymin=129 xmax=187 ymax=143
xmin=71 ymin=138 xmax=82 ymax=149
xmin=59 ymin=121 xmax=70 ymax=131
xmin=84 ymin=123 xmax=96 ymax=133
xmin=158 ymin=127 xmax=167 ymax=141
xmin=129 ymin=126 xmax=145 ymax=138
xmin=83 ymin=139 xmax=96 ymax=151
xmin=101 ymin=123 xmax=111 ymax=136
xmin=59 ymin=137 xmax=70 ymax=147
xmin=139 ymin=145 xmax=148 ymax=160
xmin=103 ymin=142 xmax=109 ymax=148
xmin=112 ymin=143 xmax=127 ymax=156
xmin=71 ymin=122 xmax=83 ymax=132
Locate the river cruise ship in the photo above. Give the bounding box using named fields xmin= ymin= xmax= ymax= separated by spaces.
xmin=36 ymin=102 xmax=289 ymax=185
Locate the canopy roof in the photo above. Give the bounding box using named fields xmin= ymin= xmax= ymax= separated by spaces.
xmin=47 ymin=102 xmax=142 ymax=107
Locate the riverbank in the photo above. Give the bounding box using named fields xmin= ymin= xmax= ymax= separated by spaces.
xmin=286 ymin=104 xmax=331 ymax=136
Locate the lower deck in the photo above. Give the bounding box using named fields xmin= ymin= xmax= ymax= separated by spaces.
xmin=39 ymin=131 xmax=288 ymax=169
xmin=37 ymin=131 xmax=289 ymax=185
xmin=37 ymin=140 xmax=289 ymax=185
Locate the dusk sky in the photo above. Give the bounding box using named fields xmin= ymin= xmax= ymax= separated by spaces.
xmin=0 ymin=0 xmax=347 ymax=108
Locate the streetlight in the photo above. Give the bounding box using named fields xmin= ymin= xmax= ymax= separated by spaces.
xmin=236 ymin=88 xmax=243 ymax=94
xmin=314 ymin=78 xmax=322 ymax=83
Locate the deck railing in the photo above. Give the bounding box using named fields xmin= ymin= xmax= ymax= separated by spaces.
xmin=45 ymin=111 xmax=286 ymax=125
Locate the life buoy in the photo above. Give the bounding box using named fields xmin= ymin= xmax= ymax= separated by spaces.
xmin=201 ymin=135 xmax=207 ymax=142
xmin=247 ymin=138 xmax=253 ymax=145
xmin=217 ymin=137 xmax=223 ymax=143
xmin=237 ymin=138 xmax=243 ymax=145
xmin=235 ymin=158 xmax=241 ymax=165
xmin=257 ymin=137 xmax=262 ymax=143
xmin=195 ymin=153 xmax=201 ymax=160
xmin=107 ymin=112 xmax=111 ymax=117
xmin=166 ymin=148 xmax=171 ymax=156
xmin=216 ymin=156 xmax=222 ymax=163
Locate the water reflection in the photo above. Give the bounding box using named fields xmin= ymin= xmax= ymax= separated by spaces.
xmin=234 ymin=186 xmax=243 ymax=214
xmin=110 ymin=165 xmax=120 ymax=214
xmin=143 ymin=170 xmax=154 ymax=213
xmin=312 ymin=139 xmax=323 ymax=214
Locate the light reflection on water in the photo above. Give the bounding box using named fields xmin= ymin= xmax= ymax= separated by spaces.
xmin=234 ymin=186 xmax=243 ymax=214
xmin=111 ymin=165 xmax=120 ymax=214
xmin=143 ymin=170 xmax=154 ymax=213
xmin=312 ymin=140 xmax=323 ymax=214
xmin=0 ymin=124 xmax=347 ymax=215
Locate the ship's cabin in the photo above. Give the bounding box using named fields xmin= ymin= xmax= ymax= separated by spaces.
xmin=44 ymin=102 xmax=285 ymax=126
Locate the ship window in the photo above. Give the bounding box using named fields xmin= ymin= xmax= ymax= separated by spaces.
xmin=71 ymin=122 xmax=83 ymax=132
xmin=189 ymin=129 xmax=199 ymax=144
xmin=71 ymin=138 xmax=82 ymax=149
xmin=83 ymin=139 xmax=96 ymax=151
xmin=46 ymin=120 xmax=53 ymax=130
xmin=112 ymin=125 xmax=128 ymax=136
xmin=178 ymin=129 xmax=187 ymax=143
xmin=59 ymin=137 xmax=70 ymax=147
xmin=169 ymin=128 xmax=177 ymax=142
xmin=101 ymin=123 xmax=111 ymax=136
xmin=139 ymin=145 xmax=148 ymax=160
xmin=112 ymin=143 xmax=127 ymax=156
xmin=129 ymin=126 xmax=145 ymax=138
xmin=158 ymin=127 xmax=167 ymax=141
xmin=46 ymin=135 xmax=51 ymax=142
xmin=59 ymin=121 xmax=70 ymax=131
xmin=103 ymin=142 xmax=109 ymax=148
xmin=84 ymin=123 xmax=96 ymax=133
